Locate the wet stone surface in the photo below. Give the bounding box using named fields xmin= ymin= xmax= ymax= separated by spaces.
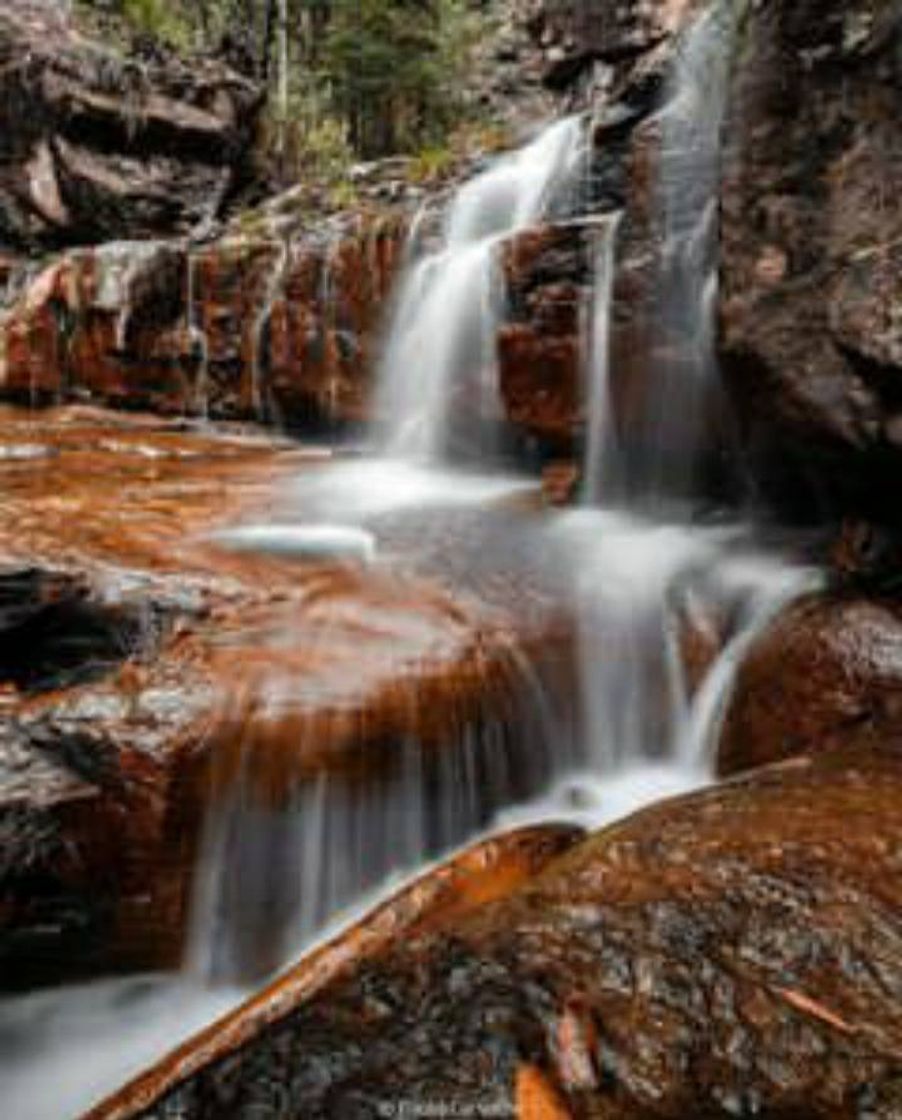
xmin=0 ymin=406 xmax=578 ymax=988
xmin=91 ymin=744 xmax=902 ymax=1120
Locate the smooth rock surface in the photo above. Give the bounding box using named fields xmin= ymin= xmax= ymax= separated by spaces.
xmin=718 ymin=591 xmax=902 ymax=777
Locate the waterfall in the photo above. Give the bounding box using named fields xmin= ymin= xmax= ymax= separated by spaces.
xmin=582 ymin=212 xmax=622 ymax=506
xmin=375 ymin=116 xmax=585 ymax=462
xmin=611 ymin=3 xmax=738 ymax=507
xmin=187 ymin=676 xmax=575 ymax=985
xmin=180 ymin=1 xmax=809 ymax=994
xmin=185 ymin=251 xmax=210 ymax=419
xmin=534 ymin=1 xmax=816 ymax=826
xmin=0 ymin=11 xmax=823 ymax=1117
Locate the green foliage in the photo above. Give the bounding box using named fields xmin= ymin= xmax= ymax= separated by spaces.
xmin=322 ymin=0 xmax=478 ymax=158
xmin=408 ymin=145 xmax=455 ymax=184
xmin=77 ymin=0 xmax=492 ymax=180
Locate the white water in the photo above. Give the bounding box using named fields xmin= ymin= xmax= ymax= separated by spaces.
xmin=505 ymin=515 xmax=819 ymax=832
xmin=583 ymin=212 xmax=622 ymax=506
xmin=0 ymin=10 xmax=821 ymax=1117
xmin=185 ymin=251 xmax=210 ymax=418
xmin=376 ymin=115 xmax=585 ymax=461
xmin=250 ymin=238 xmax=290 ymax=419
xmin=605 ymin=4 xmax=739 ymax=505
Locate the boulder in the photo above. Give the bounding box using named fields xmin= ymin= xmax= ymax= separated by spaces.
xmin=86 ymin=823 xmax=585 ymax=1120
xmin=0 ymin=1 xmax=261 ymax=252
xmin=89 ymin=744 xmax=902 ymax=1119
xmin=718 ymin=591 xmax=902 ymax=777
xmin=718 ymin=0 xmax=902 ymax=522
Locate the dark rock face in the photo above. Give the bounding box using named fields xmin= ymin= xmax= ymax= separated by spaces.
xmin=718 ymin=591 xmax=902 ymax=777
xmin=719 ymin=0 xmax=902 ymax=522
xmin=0 ymin=2 xmax=261 ymax=252
xmin=96 ymin=746 xmax=902 ymax=1120
xmin=522 ymin=0 xmax=697 ymax=89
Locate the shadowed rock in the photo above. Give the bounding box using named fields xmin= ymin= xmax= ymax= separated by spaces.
xmin=0 ymin=1 xmax=261 ymax=252
xmin=719 ymin=0 xmax=902 ymax=523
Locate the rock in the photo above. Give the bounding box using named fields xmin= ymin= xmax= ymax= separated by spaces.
xmin=0 ymin=2 xmax=261 ymax=252
xmin=0 ymin=404 xmax=577 ymax=986
xmin=0 ymin=210 xmax=407 ymax=428
xmin=91 ymin=744 xmax=902 ymax=1119
xmin=718 ymin=591 xmax=902 ymax=777
xmin=718 ymin=0 xmax=902 ymax=522
xmin=498 ymin=223 xmax=594 ymax=453
xmin=85 ymin=823 xmax=585 ymax=1120
xmin=520 ymin=0 xmax=699 ymax=90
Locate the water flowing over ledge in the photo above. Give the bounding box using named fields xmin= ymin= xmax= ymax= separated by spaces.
xmin=0 ymin=3 xmax=844 ymax=1116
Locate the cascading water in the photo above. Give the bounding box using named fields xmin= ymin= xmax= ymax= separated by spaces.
xmin=375 ymin=115 xmax=585 ymax=461
xmin=582 ymin=212 xmax=622 ymax=507
xmin=0 ymin=9 xmax=821 ymax=1118
xmin=602 ymin=2 xmax=740 ymax=507
xmin=518 ymin=0 xmax=817 ymax=828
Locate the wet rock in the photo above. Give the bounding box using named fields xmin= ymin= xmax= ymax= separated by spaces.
xmin=520 ymin=0 xmax=699 ymax=90
xmin=86 ymin=823 xmax=585 ymax=1120
xmin=719 ymin=0 xmax=902 ymax=522
xmin=830 ymin=521 xmax=902 ymax=595
xmin=0 ymin=2 xmax=261 ymax=252
xmin=0 ymin=405 xmax=576 ymax=985
xmin=0 ymin=210 xmax=406 ymax=428
xmin=718 ymin=591 xmax=902 ymax=777
xmin=498 ymin=223 xmax=594 ymax=453
xmin=93 ymin=744 xmax=902 ymax=1119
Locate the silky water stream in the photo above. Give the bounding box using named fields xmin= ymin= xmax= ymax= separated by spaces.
xmin=0 ymin=8 xmax=818 ymax=1117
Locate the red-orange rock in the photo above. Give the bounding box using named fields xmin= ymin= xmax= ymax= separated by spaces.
xmin=0 ymin=212 xmax=407 ymax=428
xmin=516 ymin=1065 xmax=573 ymax=1120
xmin=498 ymin=224 xmax=594 ymax=452
xmin=86 ymin=824 xmax=585 ymax=1120
xmin=87 ymin=745 xmax=902 ymax=1119
xmin=718 ymin=591 xmax=902 ymax=777
xmin=0 ymin=404 xmax=576 ymax=985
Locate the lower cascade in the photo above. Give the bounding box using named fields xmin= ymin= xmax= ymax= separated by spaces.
xmin=2 ymin=4 xmax=857 ymax=1118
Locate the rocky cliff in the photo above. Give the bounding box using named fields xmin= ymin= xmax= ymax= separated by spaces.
xmin=719 ymin=0 xmax=902 ymax=523
xmin=0 ymin=1 xmax=261 ymax=254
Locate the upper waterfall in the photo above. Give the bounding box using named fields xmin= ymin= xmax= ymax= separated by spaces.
xmin=375 ymin=116 xmax=585 ymax=462
xmin=585 ymin=2 xmax=739 ymax=509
